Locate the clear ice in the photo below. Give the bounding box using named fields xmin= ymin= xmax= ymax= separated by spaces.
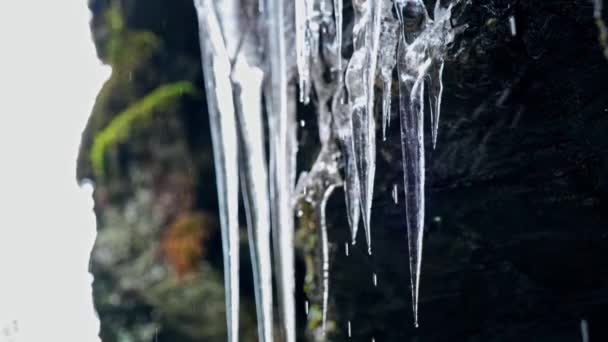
xmin=346 ymin=0 xmax=378 ymax=254
xmin=264 ymin=0 xmax=297 ymax=338
xmin=394 ymin=0 xmax=458 ymax=326
xmin=193 ymin=1 xmax=240 ymax=341
xmin=194 ymin=0 xmax=460 ymax=336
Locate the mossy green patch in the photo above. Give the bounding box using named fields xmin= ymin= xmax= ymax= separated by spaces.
xmin=90 ymin=81 xmax=197 ymax=177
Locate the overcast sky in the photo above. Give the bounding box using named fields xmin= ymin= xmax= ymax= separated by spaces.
xmin=0 ymin=1 xmax=108 ymax=341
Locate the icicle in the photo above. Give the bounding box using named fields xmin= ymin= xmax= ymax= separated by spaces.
xmin=378 ymin=4 xmax=399 ymax=141
xmin=333 ymin=0 xmax=343 ymax=71
xmin=294 ymin=144 xmax=341 ymax=333
xmin=295 ymin=0 xmax=314 ymax=103
xmin=219 ymin=0 xmax=275 ymax=337
xmin=398 ymin=38 xmax=430 ymax=327
xmin=232 ymin=55 xmax=275 ymax=342
xmin=332 ymin=86 xmax=361 ymax=244
xmin=193 ymin=1 xmax=240 ymax=341
xmin=264 ymin=0 xmax=297 ymax=338
xmin=427 ymin=60 xmax=444 ymax=149
xmin=346 ymin=0 xmax=380 ymax=253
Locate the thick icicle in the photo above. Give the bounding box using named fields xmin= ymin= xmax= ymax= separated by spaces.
xmin=232 ymin=54 xmax=275 ymax=342
xmin=211 ymin=0 xmax=275 ymax=338
xmin=397 ymin=38 xmax=431 ymax=328
xmin=346 ymin=0 xmax=382 ymax=254
xmin=193 ymin=1 xmax=240 ymax=341
xmin=393 ymin=0 xmax=459 ymax=326
xmin=264 ymin=0 xmax=297 ymax=335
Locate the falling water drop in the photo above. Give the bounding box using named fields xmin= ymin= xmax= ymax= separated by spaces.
xmin=347 ymin=320 xmax=352 ymax=338
xmin=508 ymin=15 xmax=517 ymax=36
xmin=392 ymin=184 xmax=398 ymax=204
xmin=580 ymin=319 xmax=589 ymax=342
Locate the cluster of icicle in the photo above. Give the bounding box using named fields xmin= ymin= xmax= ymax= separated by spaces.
xmin=192 ymin=0 xmax=460 ymax=340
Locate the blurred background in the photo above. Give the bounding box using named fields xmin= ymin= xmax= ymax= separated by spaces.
xmin=0 ymin=1 xmax=107 ymax=341
xmin=1 ymin=0 xmax=608 ymax=341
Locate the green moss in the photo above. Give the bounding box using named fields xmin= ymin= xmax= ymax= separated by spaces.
xmin=90 ymin=81 xmax=197 ymax=178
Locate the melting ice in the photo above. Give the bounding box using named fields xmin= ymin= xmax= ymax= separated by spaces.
xmin=193 ymin=0 xmax=461 ymax=338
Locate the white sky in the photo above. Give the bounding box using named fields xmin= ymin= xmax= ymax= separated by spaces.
xmin=0 ymin=1 xmax=109 ymax=341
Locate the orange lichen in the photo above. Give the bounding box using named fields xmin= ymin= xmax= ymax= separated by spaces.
xmin=161 ymin=213 xmax=211 ymax=279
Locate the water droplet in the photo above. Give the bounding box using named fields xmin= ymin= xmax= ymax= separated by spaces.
xmin=300 ymin=120 xmax=306 ymax=127
xmin=392 ymin=184 xmax=398 ymax=204
xmin=305 ymin=300 xmax=309 ymax=315
xmin=373 ymin=273 xmax=378 ymax=287
xmin=580 ymin=319 xmax=589 ymax=342
xmin=508 ymin=16 xmax=517 ymax=36
xmin=347 ymin=320 xmax=352 ymax=337
xmin=345 ymin=242 xmax=350 ymax=256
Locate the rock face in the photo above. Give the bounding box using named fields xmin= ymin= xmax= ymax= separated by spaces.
xmin=78 ymin=0 xmax=608 ymax=341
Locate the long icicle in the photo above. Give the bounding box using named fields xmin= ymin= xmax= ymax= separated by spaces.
xmin=360 ymin=0 xmax=383 ymax=254
xmin=264 ymin=0 xmax=297 ymax=338
xmin=232 ymin=53 xmax=275 ymax=342
xmin=397 ymin=38 xmax=431 ymax=328
xmin=193 ymin=1 xmax=240 ymax=340
xmin=333 ymin=86 xmax=361 ymax=243
xmin=225 ymin=0 xmax=275 ymax=337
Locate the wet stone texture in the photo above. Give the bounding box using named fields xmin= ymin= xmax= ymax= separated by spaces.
xmin=79 ymin=0 xmax=608 ymax=341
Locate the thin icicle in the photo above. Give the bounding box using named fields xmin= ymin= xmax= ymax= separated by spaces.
xmin=333 ymin=0 xmax=343 ymax=71
xmin=427 ymin=60 xmax=444 ymax=149
xmin=294 ymin=143 xmax=342 ymax=333
xmin=264 ymin=0 xmax=297 ymax=338
xmin=193 ymin=1 xmax=240 ymax=341
xmin=378 ymin=3 xmax=399 ymax=141
xmin=345 ymin=0 xmax=383 ymax=254
xmin=333 ymin=86 xmax=361 ymax=244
